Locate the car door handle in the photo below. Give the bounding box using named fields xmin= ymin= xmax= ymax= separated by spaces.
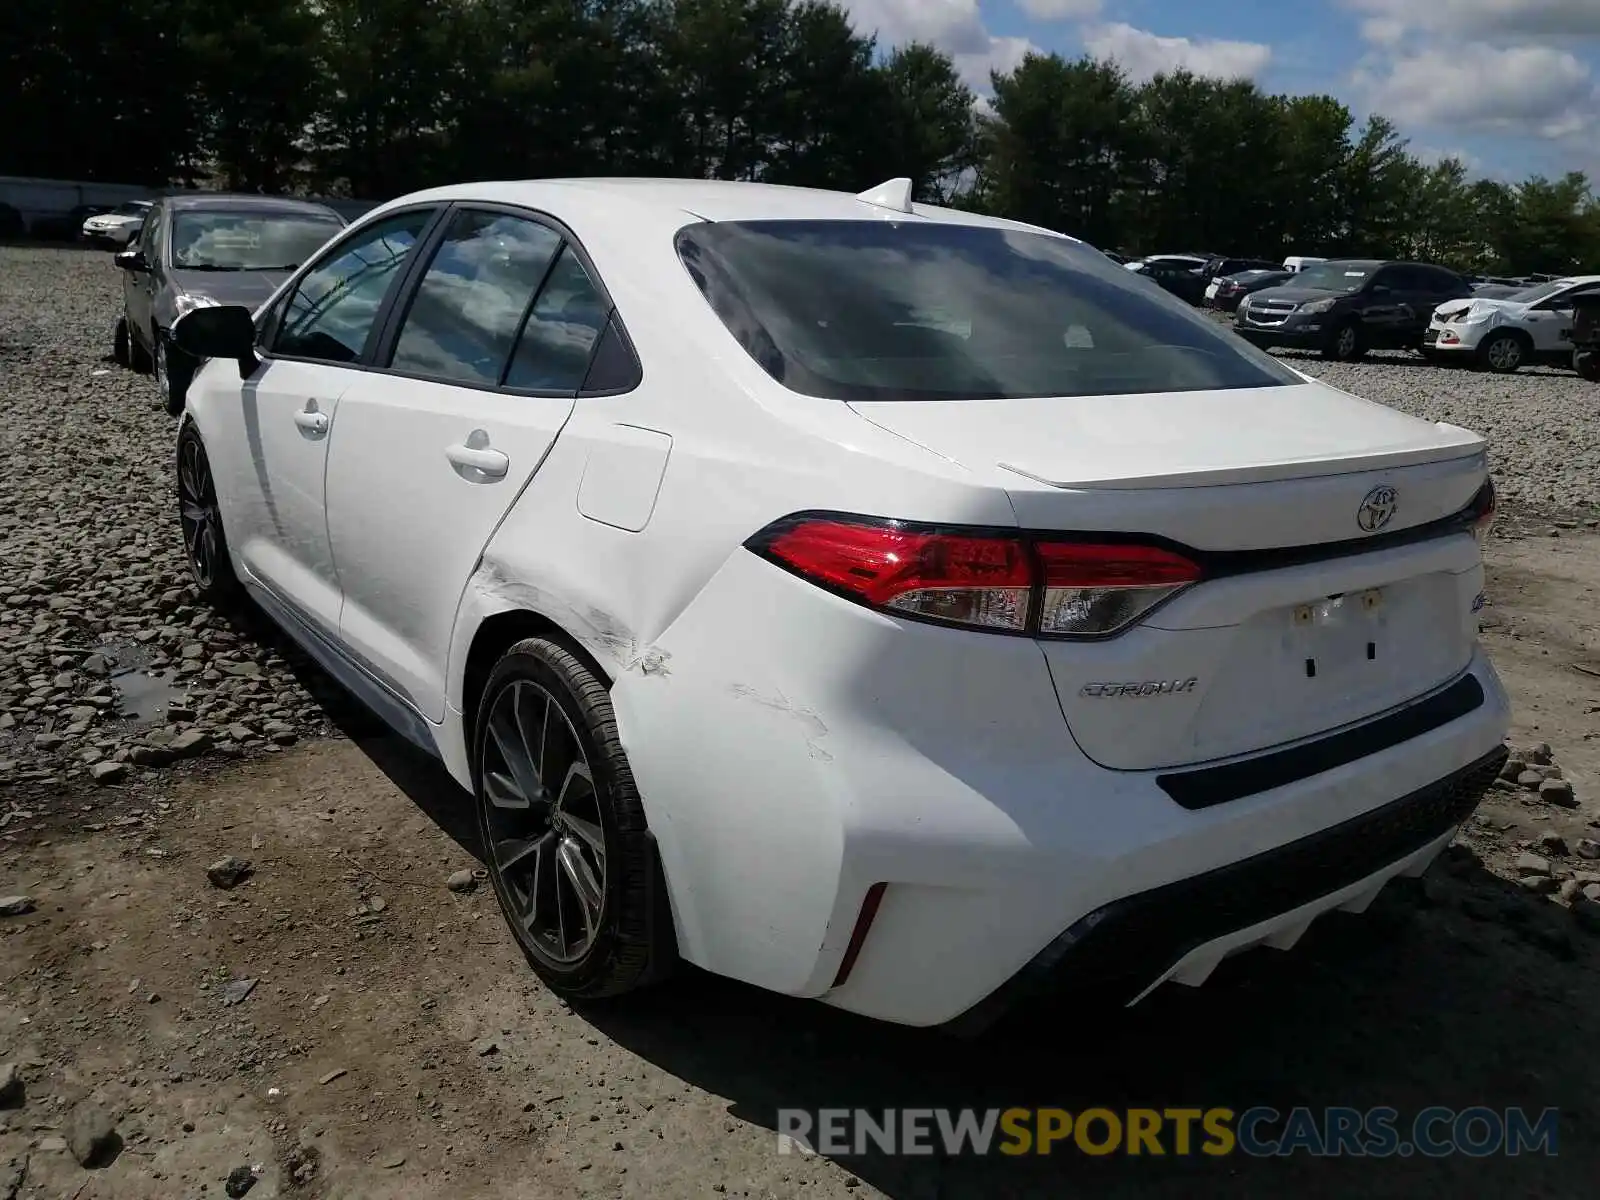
xmin=445 ymin=442 xmax=510 ymax=478
xmin=293 ymin=409 xmax=329 ymax=435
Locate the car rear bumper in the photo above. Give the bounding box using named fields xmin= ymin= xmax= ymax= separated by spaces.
xmin=610 ymin=549 xmax=1512 ymax=1029
xmin=941 ymin=743 xmax=1504 ymax=1034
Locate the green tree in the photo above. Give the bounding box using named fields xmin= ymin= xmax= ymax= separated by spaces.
xmin=1 ymin=0 xmax=203 ymax=185
xmin=185 ymin=0 xmax=321 ymax=192
xmin=308 ymin=0 xmax=475 ymax=198
xmin=986 ymin=53 xmax=1142 ymax=250
xmin=875 ymin=43 xmax=979 ymax=203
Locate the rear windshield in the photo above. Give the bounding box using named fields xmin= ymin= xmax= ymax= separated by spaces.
xmin=675 ymin=220 xmax=1302 ymax=402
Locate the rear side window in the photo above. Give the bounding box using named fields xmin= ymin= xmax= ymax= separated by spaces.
xmin=275 ymin=211 xmax=433 ymax=363
xmin=389 ymin=210 xmax=564 ymax=386
xmin=676 ymin=221 xmax=1302 ymax=402
xmin=503 ymin=246 xmax=611 ymax=391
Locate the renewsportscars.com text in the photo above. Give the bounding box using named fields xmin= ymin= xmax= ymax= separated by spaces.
xmin=776 ymin=1106 xmax=1558 ymax=1158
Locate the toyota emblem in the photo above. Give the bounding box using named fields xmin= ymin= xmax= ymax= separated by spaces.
xmin=1357 ymin=485 xmax=1398 ymax=533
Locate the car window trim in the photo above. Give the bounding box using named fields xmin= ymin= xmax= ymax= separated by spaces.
xmin=258 ymin=203 xmax=449 ymax=368
xmin=361 ymin=199 xmax=638 ymax=400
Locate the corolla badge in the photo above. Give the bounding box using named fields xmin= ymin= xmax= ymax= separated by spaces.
xmin=1356 ymin=485 xmax=1398 ymax=533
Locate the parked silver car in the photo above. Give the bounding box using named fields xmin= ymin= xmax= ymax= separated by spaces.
xmin=113 ymin=194 xmax=345 ymax=412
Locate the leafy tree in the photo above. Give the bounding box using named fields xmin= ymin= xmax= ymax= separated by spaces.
xmin=185 ymin=0 xmax=321 ymax=192
xmin=3 ymin=0 xmax=1597 ymax=278
xmin=985 ymin=53 xmax=1142 ymax=250
xmin=876 ymin=43 xmax=979 ymax=204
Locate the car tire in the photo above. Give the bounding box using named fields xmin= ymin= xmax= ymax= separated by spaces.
xmin=113 ymin=316 xmax=131 ymax=368
xmin=473 ymin=637 xmax=677 ymax=1002
xmin=1477 ymin=331 xmax=1526 ymax=374
xmin=1324 ymin=321 xmax=1365 ymax=361
xmin=154 ymin=330 xmax=194 ymax=415
xmin=175 ymin=423 xmax=242 ymax=607
xmin=1576 ymin=350 xmax=1600 ymax=382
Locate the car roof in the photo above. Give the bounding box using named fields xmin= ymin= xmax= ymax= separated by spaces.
xmin=161 ymin=193 xmax=342 ymax=217
xmin=365 ymin=177 xmax=1078 ymax=241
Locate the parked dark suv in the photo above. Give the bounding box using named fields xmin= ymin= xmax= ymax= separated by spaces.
xmin=1234 ymin=259 xmax=1471 ymax=361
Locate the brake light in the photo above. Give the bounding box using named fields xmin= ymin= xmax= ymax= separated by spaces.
xmin=749 ymin=516 xmax=1201 ymax=638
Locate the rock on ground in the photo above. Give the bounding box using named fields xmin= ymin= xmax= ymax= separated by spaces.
xmin=65 ymin=1102 xmax=119 ymax=1168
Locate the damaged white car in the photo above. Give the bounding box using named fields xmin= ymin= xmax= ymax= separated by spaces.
xmin=1424 ymin=275 xmax=1600 ymax=373
xmin=166 ymin=177 xmax=1509 ymax=1032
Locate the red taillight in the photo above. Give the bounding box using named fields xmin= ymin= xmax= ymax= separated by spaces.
xmin=750 ymin=516 xmax=1201 ymax=638
xmin=759 ymin=519 xmax=1032 ymax=631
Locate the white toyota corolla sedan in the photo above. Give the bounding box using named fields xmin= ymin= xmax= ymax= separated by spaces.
xmin=168 ymin=176 xmax=1510 ymax=1031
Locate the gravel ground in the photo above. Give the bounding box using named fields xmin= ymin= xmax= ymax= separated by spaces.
xmin=1 ymin=248 xmax=346 ymax=799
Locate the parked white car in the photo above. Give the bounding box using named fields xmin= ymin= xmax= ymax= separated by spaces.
xmin=80 ymin=200 xmax=152 ymax=248
xmin=1424 ymin=276 xmax=1600 ymax=373
xmin=167 ymin=176 xmax=1510 ymax=1031
xmin=1283 ymin=256 xmax=1327 ymax=274
xmin=1124 ymin=253 xmax=1206 ymax=273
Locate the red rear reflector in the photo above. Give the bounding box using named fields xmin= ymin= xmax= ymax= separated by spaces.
xmin=1036 ymin=541 xmax=1202 ymax=588
xmin=832 ymin=882 xmax=887 ymax=989
xmin=749 ymin=515 xmax=1203 ymax=638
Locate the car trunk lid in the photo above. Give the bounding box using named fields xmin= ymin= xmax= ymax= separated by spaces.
xmin=850 ymin=384 xmax=1490 ymax=770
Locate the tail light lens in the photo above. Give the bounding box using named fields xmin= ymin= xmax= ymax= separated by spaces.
xmin=1036 ymin=542 xmax=1202 ymax=636
xmin=749 ymin=516 xmax=1201 ymax=639
xmin=755 ymin=519 xmax=1032 ymax=631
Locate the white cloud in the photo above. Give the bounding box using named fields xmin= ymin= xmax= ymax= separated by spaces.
xmin=1081 ymin=22 xmax=1273 ymax=84
xmin=1016 ymin=0 xmax=1103 ymax=18
xmin=1348 ymin=0 xmax=1600 ymax=39
xmin=1359 ymin=17 xmax=1406 ymax=46
xmin=839 ymin=0 xmax=1039 ymax=89
xmin=1355 ymin=41 xmax=1599 ymax=138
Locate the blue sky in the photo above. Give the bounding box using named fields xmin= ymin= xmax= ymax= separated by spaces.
xmin=840 ymin=1 xmax=1600 ymax=182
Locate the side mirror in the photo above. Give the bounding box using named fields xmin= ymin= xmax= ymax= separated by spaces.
xmin=114 ymin=248 xmax=148 ymax=272
xmin=172 ymin=305 xmax=260 ymax=378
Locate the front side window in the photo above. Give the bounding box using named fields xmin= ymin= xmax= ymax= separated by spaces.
xmin=389 ymin=210 xmax=564 ymax=386
xmin=676 ymin=220 xmax=1302 ymax=402
xmin=171 ymin=210 xmax=345 ymax=272
xmin=275 ymin=210 xmax=433 ymax=364
xmin=140 ymin=205 xmax=163 ymax=258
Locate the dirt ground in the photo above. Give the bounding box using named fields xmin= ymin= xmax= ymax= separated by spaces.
xmin=0 ymin=526 xmax=1595 ymax=1198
